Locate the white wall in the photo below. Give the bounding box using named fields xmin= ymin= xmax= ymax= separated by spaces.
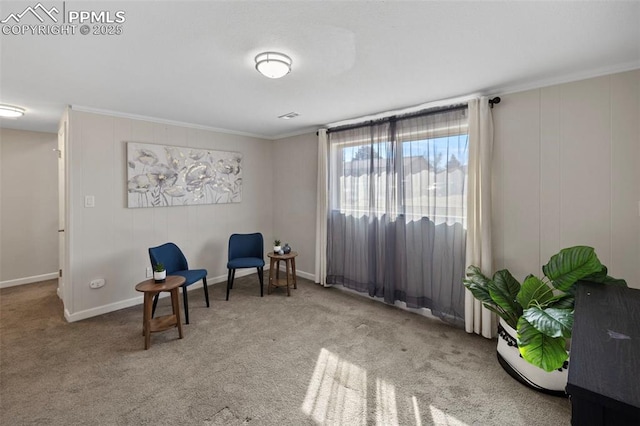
xmin=272 ymin=132 xmax=318 ymax=278
xmin=0 ymin=128 xmax=58 ymax=286
xmin=493 ymin=70 xmax=640 ymax=288
xmin=64 ymin=110 xmax=273 ymax=320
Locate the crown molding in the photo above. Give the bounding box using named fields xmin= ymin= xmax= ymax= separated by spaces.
xmin=271 ymin=126 xmax=321 ymax=140
xmin=72 ymin=63 xmax=640 ymax=142
xmin=485 ymin=61 xmax=640 ymax=99
xmin=70 ymin=105 xmax=272 ymax=140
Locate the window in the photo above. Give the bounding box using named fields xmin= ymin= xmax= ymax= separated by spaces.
xmin=399 ymin=133 xmax=468 ymax=226
xmin=329 ymin=108 xmax=468 ymax=225
xmin=326 ymin=106 xmax=469 ymax=325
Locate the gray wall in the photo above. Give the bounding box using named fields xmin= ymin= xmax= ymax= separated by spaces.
xmin=0 ymin=128 xmax=58 ymax=285
xmin=272 ymin=132 xmax=318 ymax=278
xmin=64 ymin=110 xmax=274 ymax=319
xmin=493 ymin=70 xmax=639 ymax=288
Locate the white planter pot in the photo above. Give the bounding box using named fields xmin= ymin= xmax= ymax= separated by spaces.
xmin=497 ymin=319 xmax=568 ymax=396
xmin=153 ymin=270 xmax=166 ymax=282
xmin=273 ymin=245 xmax=281 ymax=253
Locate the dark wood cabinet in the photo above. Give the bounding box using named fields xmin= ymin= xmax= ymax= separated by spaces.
xmin=566 ymin=282 xmax=640 ymax=425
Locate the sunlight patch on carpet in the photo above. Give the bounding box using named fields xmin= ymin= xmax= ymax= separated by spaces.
xmin=301 ymin=348 xmax=367 ymax=425
xmin=429 ymin=405 xmax=468 ymax=426
xmin=301 ymin=348 xmax=468 ymax=425
xmin=375 ymin=377 xmax=399 ymax=425
xmin=412 ymin=396 xmax=422 ymax=426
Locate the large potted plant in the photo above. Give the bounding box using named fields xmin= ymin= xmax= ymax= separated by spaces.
xmin=464 ymin=246 xmax=626 ymax=395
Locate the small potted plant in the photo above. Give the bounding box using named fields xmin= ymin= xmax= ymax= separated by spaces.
xmin=153 ymin=263 xmax=166 ymax=283
xmin=273 ymin=239 xmax=281 ymax=253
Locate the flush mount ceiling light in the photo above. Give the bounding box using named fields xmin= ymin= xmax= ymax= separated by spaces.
xmin=0 ymin=104 xmax=25 ymax=118
xmin=255 ymin=52 xmax=292 ymax=79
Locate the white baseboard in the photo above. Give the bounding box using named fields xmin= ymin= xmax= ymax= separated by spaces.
xmin=271 ymin=263 xmax=315 ymax=282
xmin=296 ymin=269 xmax=314 ymax=281
xmin=0 ymin=272 xmax=58 ymax=289
xmin=331 ymin=284 xmax=440 ymax=321
xmin=63 ymin=267 xmax=281 ymax=322
xmin=65 ymin=294 xmax=145 ymax=322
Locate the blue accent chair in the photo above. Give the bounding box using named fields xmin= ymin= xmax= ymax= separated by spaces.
xmin=148 ymin=242 xmax=209 ymax=324
xmin=226 ymin=233 xmax=265 ymax=300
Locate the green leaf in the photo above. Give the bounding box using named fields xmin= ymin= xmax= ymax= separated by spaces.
xmin=547 ymin=294 xmax=575 ymax=310
xmin=465 ymin=265 xmax=491 ymax=286
xmin=582 ymin=267 xmax=628 ymax=287
xmin=517 ymin=317 xmax=569 ymax=372
xmin=463 ymin=266 xmax=494 ymax=306
xmin=481 ymin=303 xmax=511 ymax=320
xmin=598 ymin=276 xmax=628 ymax=286
xmin=583 ymin=265 xmax=608 ymax=282
xmin=488 ymin=269 xmax=522 ymax=317
xmin=522 ymin=307 xmax=573 ymax=338
xmin=464 ymin=266 xmax=520 ymax=328
xmin=542 ymin=246 xmax=602 ymax=291
xmin=464 ymin=282 xmax=490 ymax=301
xmin=517 ymin=275 xmax=554 ymax=308
xmin=464 ymin=266 xmax=489 ymax=285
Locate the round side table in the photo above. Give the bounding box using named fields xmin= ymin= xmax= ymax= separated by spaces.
xmin=135 ymin=275 xmax=185 ymax=349
xmin=267 ymin=251 xmax=298 ymax=296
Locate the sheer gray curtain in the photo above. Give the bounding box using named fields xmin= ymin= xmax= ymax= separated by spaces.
xmin=326 ymin=108 xmax=468 ymax=326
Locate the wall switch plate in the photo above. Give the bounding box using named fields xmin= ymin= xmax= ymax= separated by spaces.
xmin=146 ymin=267 xmax=152 ymax=278
xmin=90 ymin=278 xmax=105 ymax=289
xmin=84 ymin=195 xmax=95 ymax=208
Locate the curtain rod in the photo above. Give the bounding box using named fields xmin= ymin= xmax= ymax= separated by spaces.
xmin=319 ymin=97 xmax=500 ymax=136
xmin=325 ymin=103 xmax=467 ymax=135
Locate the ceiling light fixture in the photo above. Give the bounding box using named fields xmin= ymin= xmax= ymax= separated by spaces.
xmin=0 ymin=104 xmax=25 ymax=118
xmin=255 ymin=52 xmax=292 ymax=79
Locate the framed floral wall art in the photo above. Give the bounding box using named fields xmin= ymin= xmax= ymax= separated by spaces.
xmin=127 ymin=142 xmax=242 ymax=208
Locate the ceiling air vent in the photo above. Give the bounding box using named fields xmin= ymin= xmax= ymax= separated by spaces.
xmin=278 ymin=112 xmax=300 ymax=120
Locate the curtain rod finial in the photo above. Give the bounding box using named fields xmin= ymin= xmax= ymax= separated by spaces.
xmin=489 ymin=97 xmax=501 ymax=108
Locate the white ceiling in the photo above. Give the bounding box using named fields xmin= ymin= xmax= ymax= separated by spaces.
xmin=1 ymin=1 xmax=639 ymax=139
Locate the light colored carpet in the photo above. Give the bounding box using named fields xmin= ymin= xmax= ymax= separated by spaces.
xmin=0 ymin=276 xmax=570 ymax=425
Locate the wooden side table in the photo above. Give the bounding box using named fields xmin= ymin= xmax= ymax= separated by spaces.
xmin=267 ymin=251 xmax=298 ymax=296
xmin=135 ymin=275 xmax=185 ymax=350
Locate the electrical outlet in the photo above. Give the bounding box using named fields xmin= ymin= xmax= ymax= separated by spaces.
xmin=90 ymin=278 xmax=105 ymax=289
xmin=146 ymin=267 xmax=152 ymax=278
